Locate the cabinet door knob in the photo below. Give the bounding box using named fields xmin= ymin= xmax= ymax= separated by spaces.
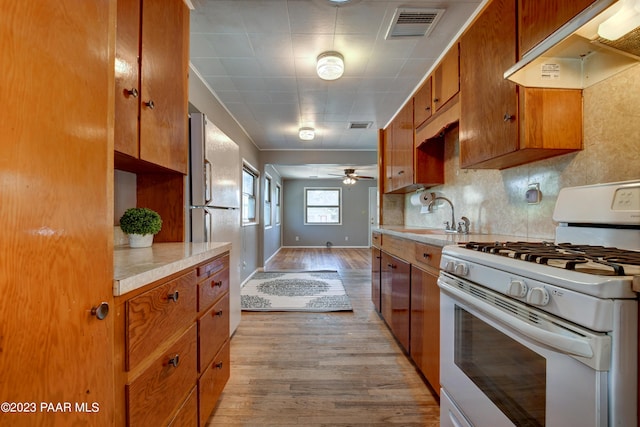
xmin=212 ymin=280 xmax=223 ymax=288
xmin=167 ymin=291 xmax=179 ymax=302
xmin=423 ymin=253 xmax=431 ymax=259
xmin=387 ymin=263 xmax=396 ymax=269
xmin=144 ymin=100 xmax=155 ymax=109
xmin=215 ymin=361 xmax=223 ymax=369
xmin=425 ymin=106 xmax=431 ymax=111
xmin=433 ymin=98 xmax=439 ymax=103
xmin=125 ymin=88 xmax=138 ymax=98
xmin=215 ymin=310 xmax=224 ymax=317
xmin=168 ymin=355 xmax=180 ymax=368
xmin=90 ymin=302 xmax=109 ymax=320
xmin=503 ymin=113 xmax=514 ymax=122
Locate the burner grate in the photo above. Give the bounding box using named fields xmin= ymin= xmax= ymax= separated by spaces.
xmin=463 ymin=241 xmax=639 ymax=276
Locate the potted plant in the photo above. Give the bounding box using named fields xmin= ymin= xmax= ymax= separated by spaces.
xmin=119 ymin=207 xmax=162 ymax=248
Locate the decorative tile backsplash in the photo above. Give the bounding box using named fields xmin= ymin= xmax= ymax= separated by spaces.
xmin=400 ymin=65 xmax=640 ymax=239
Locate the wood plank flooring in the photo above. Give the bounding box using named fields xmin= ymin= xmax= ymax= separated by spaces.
xmin=205 ymin=248 xmax=440 ymax=426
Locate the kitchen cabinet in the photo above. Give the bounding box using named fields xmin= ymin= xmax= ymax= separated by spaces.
xmin=459 ymin=0 xmax=583 ymax=169
xmin=518 ymin=0 xmax=596 ymax=56
xmin=114 ymin=253 xmax=230 ymax=426
xmin=384 ymin=101 xmax=414 ymax=193
xmin=383 ymin=101 xmax=445 ymax=194
xmin=1 ymin=2 xmax=115 ymax=425
xmin=414 ymin=44 xmax=460 ymax=129
xmin=381 ymin=251 xmax=411 ymax=353
xmin=114 ymin=0 xmax=190 ymax=174
xmin=371 ymin=235 xmax=382 ymax=313
xmin=410 ymin=241 xmax=442 ymax=396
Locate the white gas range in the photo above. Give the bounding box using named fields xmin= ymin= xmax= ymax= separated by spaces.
xmin=438 ymin=180 xmax=639 ymax=427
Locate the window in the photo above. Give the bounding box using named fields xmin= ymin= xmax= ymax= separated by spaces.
xmin=242 ymin=162 xmax=259 ymax=225
xmin=264 ymin=175 xmax=272 ymax=227
xmin=304 ymin=187 xmax=341 ymax=224
xmin=275 ymin=184 xmax=281 ymax=225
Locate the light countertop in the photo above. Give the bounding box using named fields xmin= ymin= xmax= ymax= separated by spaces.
xmin=113 ymin=241 xmax=232 ymax=296
xmin=373 ymin=225 xmax=534 ymax=247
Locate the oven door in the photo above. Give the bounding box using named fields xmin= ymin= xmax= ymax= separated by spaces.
xmin=438 ymin=272 xmax=610 ymax=427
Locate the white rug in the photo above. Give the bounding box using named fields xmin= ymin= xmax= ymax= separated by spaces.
xmin=241 ymin=271 xmax=352 ymax=312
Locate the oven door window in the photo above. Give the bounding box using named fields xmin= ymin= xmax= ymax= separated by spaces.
xmin=455 ymin=306 xmax=546 ymax=427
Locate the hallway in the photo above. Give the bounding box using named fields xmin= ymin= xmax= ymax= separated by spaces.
xmin=206 ymin=248 xmax=440 ymax=426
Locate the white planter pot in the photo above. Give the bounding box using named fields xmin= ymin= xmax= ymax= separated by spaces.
xmin=128 ymin=233 xmax=154 ymax=248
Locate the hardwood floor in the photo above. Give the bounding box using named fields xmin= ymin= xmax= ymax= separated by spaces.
xmin=205 ymin=248 xmax=440 ymax=426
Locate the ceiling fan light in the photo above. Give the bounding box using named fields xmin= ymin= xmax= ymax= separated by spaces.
xmin=317 ymin=51 xmax=344 ymax=80
xmin=298 ymin=127 xmax=315 ymax=141
xmin=343 ymin=176 xmax=356 ymax=185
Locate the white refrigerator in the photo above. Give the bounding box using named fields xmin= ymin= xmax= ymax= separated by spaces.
xmin=188 ymin=112 xmax=241 ymax=334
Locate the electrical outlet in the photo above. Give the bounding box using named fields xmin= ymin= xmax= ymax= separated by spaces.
xmin=295 ymin=236 xmax=299 ymax=241
xmin=345 ymin=236 xmax=349 ymax=241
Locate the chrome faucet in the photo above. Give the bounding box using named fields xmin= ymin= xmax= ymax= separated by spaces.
xmin=427 ymin=196 xmax=456 ymax=232
xmin=427 ymin=195 xmax=471 ymax=234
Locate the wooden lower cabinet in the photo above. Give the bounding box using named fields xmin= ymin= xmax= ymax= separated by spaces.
xmin=381 ymin=252 xmax=411 ymax=352
xmin=410 ymin=265 xmax=440 ymax=396
xmin=115 ymin=252 xmax=231 ymax=426
xmin=374 ymin=232 xmax=442 ymax=395
xmin=371 ymin=247 xmax=382 ymax=313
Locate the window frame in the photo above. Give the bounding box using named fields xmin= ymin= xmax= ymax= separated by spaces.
xmin=242 ymin=161 xmax=259 ymax=226
xmin=304 ymin=187 xmax=342 ymax=225
xmin=264 ymin=174 xmax=272 ymax=228
xmin=275 ymin=184 xmax=281 ymax=225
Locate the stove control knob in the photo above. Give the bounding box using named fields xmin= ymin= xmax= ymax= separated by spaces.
xmin=527 ymin=287 xmax=550 ymax=306
xmin=454 ymin=263 xmax=469 ymax=276
xmin=444 ymin=260 xmax=455 ymax=273
xmin=507 ymin=280 xmax=528 ymax=298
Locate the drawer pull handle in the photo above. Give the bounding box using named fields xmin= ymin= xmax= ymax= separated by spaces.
xmin=212 ymin=280 xmax=223 ymax=288
xmin=215 ymin=310 xmax=224 ymax=317
xmin=215 ymin=361 xmax=223 ymax=369
xmin=423 ymin=253 xmax=431 ymax=259
xmin=168 ymin=355 xmax=180 ymax=368
xmin=91 ymin=302 xmax=109 ymax=320
xmin=167 ymin=291 xmax=179 ymax=302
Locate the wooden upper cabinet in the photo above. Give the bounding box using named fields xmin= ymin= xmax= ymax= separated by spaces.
xmin=115 ymin=0 xmax=190 ymax=174
xmin=518 ymin=0 xmax=596 ymax=56
xmin=413 ymin=43 xmax=460 ymax=130
xmin=459 ymin=0 xmax=582 ymax=169
xmin=393 ymin=101 xmax=415 ymax=190
xmin=414 ymin=76 xmax=433 ymax=128
xmin=432 ymin=43 xmax=459 ymax=113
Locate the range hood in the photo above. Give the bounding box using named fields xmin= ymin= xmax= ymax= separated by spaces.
xmin=505 ymin=0 xmax=640 ymax=88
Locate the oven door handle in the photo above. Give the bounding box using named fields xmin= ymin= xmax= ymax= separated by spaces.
xmin=439 ymin=278 xmax=600 ymax=361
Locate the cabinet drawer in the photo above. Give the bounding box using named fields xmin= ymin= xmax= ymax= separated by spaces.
xmin=198 ymin=258 xmax=229 ymax=312
xmin=199 ymin=340 xmax=230 ymax=426
xmin=197 ymin=254 xmax=228 ymax=281
xmin=381 ymin=234 xmax=412 ymax=260
xmin=199 ymin=293 xmax=230 ymax=373
xmin=168 ymin=386 xmax=198 ymax=427
xmin=127 ymin=324 xmax=198 ymax=427
xmin=412 ymin=242 xmax=442 ymax=272
xmin=126 ymin=270 xmax=197 ymax=371
xmin=371 ymin=232 xmax=382 ymax=249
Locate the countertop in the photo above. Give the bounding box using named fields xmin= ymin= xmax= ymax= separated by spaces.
xmin=373 ymin=225 xmax=533 ymax=247
xmin=113 ymin=241 xmax=232 ymax=296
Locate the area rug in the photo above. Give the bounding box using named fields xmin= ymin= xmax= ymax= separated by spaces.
xmin=241 ymin=271 xmax=352 ymax=312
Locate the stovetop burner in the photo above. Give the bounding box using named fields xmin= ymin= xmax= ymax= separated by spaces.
xmin=462 ymin=241 xmax=640 ymax=276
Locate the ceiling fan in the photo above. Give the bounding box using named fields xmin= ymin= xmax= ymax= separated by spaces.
xmin=330 ymin=168 xmax=375 ymax=184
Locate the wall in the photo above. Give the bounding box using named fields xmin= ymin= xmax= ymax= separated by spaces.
xmin=282 ymin=178 xmax=377 ymax=247
xmin=399 ymin=65 xmax=640 ymax=239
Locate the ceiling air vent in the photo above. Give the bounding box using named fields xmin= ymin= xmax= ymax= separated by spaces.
xmin=385 ymin=8 xmax=445 ymax=39
xmin=348 ymin=121 xmax=373 ymax=129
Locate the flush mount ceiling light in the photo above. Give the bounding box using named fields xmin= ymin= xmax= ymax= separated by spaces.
xmin=316 ymin=51 xmax=344 ymax=80
xmin=298 ymin=127 xmax=315 ymax=141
